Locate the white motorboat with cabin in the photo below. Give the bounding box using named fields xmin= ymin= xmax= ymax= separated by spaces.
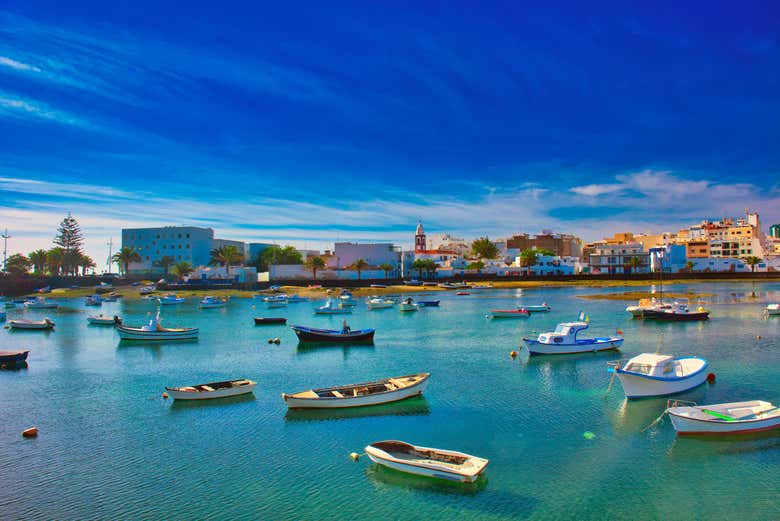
xmin=523 ymin=321 xmax=622 ymax=355
xmin=200 ymin=296 xmax=227 ymax=309
xmin=626 ymin=297 xmax=671 ymax=317
xmin=765 ymin=303 xmax=780 ymax=316
xmin=367 ymin=297 xmax=395 ymax=310
xmin=365 ymin=440 xmax=489 ymax=483
xmin=523 ymin=303 xmax=550 ymax=313
xmin=157 ymin=293 xmax=185 ymax=305
xmin=282 ymin=373 xmax=430 ymax=408
xmin=165 ymin=379 xmax=256 ymax=400
xmin=666 ymin=399 xmax=780 ymax=435
xmin=315 ymin=298 xmax=352 ymax=315
xmin=87 ymin=315 xmax=121 ymax=325
xmin=399 ymin=297 xmax=419 ymax=312
xmin=9 ymin=318 xmax=55 ymax=330
xmin=613 ymin=353 xmax=708 ymax=399
xmin=24 ymin=296 xmax=58 ymax=309
xmin=117 ymin=312 xmax=198 ymax=340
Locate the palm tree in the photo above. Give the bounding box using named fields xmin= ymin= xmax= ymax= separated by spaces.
xmin=112 ymin=246 xmax=142 ymax=276
xmin=28 ymin=249 xmax=47 ymax=274
xmin=412 ymin=259 xmax=426 ymax=279
xmin=79 ymin=255 xmax=96 ymax=276
xmin=685 ymin=261 xmax=695 ymax=273
xmin=304 ymin=256 xmax=326 ymax=280
xmin=171 ymin=261 xmax=194 ymax=281
xmin=423 ymin=259 xmax=438 ymax=279
xmin=379 ymin=263 xmax=394 ymax=279
xmin=209 ymin=245 xmax=244 ymax=277
xmin=743 ymin=255 xmax=762 ymax=273
xmin=46 ymin=247 xmax=64 ymax=275
xmin=351 ymin=258 xmax=369 ymax=280
xmin=153 ymin=255 xmax=176 ymax=276
xmin=519 ymin=250 xmax=538 ymax=268
xmin=625 ymin=256 xmax=643 ymax=276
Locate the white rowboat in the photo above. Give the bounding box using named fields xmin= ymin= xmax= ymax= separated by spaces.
xmin=282 ymin=373 xmax=429 ymax=409
xmin=667 ymin=400 xmax=780 ymax=435
xmin=365 ymin=440 xmax=489 ymax=483
xmin=165 ymin=379 xmax=256 ymax=400
xmin=87 ymin=315 xmax=121 ymax=325
xmin=9 ymin=318 xmax=55 ymax=330
xmin=24 ymin=297 xmax=58 ymax=309
xmin=117 ymin=314 xmax=198 ymax=341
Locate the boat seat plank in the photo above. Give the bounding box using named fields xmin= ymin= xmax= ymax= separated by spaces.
xmin=201 ymin=385 xmax=215 ymax=392
xmin=331 ymin=390 xmax=345 ymax=398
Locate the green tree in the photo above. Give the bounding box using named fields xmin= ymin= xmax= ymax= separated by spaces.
xmin=685 ymin=261 xmax=695 ymax=273
xmin=467 ymin=260 xmax=485 ymax=273
xmin=112 ymin=246 xmax=142 ymax=275
xmin=253 ymin=245 xmax=303 ymax=271
xmin=743 ymin=255 xmax=762 ymax=273
xmin=379 ymin=263 xmax=394 ymax=279
xmin=171 ymin=261 xmax=194 ymax=281
xmin=5 ymin=253 xmax=32 ymax=275
xmin=470 ymin=236 xmax=499 ymax=259
xmin=209 ymin=245 xmax=244 ymax=277
xmin=153 ymin=255 xmax=176 ymax=276
xmin=79 ymin=254 xmax=96 ymax=276
xmin=351 ymin=258 xmax=369 ymax=280
xmin=28 ymin=249 xmax=48 ymax=274
xmin=519 ymin=249 xmax=539 ymax=268
xmin=625 ymin=256 xmax=644 ymax=275
xmin=304 ymin=256 xmax=326 ymax=280
xmin=53 ymin=213 xmax=84 ymax=276
xmin=46 ymin=247 xmax=64 ymax=275
xmin=422 ymin=259 xmax=438 ymax=278
xmin=412 ymin=259 xmax=426 ymax=279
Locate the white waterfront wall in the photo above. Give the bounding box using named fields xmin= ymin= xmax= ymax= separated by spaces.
xmin=269 ymin=264 xmax=393 ymax=280
xmin=331 ymin=243 xmax=399 ymax=269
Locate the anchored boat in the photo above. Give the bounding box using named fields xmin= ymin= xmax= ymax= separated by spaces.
xmin=165 ymin=379 xmax=256 ymax=400
xmin=399 ymin=298 xmax=419 ymax=312
xmin=24 ymin=297 xmax=58 ymax=309
xmin=315 ymin=298 xmax=352 ymax=315
xmin=666 ymin=399 xmax=780 ymax=435
xmin=642 ymin=300 xmax=709 ymax=321
xmin=291 ymin=325 xmax=374 ymax=343
xmin=523 ymin=321 xmax=622 ymax=355
xmin=0 ymin=350 xmax=30 ymax=366
xmin=9 ymin=318 xmax=55 ymax=330
xmin=117 ymin=313 xmax=198 ymax=341
xmin=626 ymin=298 xmax=671 ymax=317
xmin=365 ymin=441 xmax=489 ymax=483
xmin=282 ymin=373 xmax=430 ymax=408
xmin=254 ymin=317 xmax=287 ymax=325
xmin=367 ymin=297 xmax=394 ymax=310
xmin=523 ymin=303 xmax=551 ymax=313
xmin=200 ymin=296 xmax=227 ymax=309
xmin=765 ymin=303 xmax=780 ymax=316
xmin=417 ymin=300 xmax=440 ymax=307
xmin=613 ymin=353 xmax=708 ymax=398
xmin=87 ymin=315 xmax=121 ymax=325
xmin=157 ymin=294 xmax=185 ymax=305
xmin=490 ymin=309 xmax=529 ymax=318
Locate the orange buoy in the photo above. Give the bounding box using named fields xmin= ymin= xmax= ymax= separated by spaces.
xmin=510 ymin=350 xmax=517 ymax=358
xmin=706 ymin=372 xmax=716 ymax=383
xmin=22 ymin=427 xmax=38 ymax=438
xmin=162 ymin=392 xmax=169 ymax=399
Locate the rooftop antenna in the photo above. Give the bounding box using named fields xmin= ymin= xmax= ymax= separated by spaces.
xmin=1 ymin=228 xmax=9 ymax=272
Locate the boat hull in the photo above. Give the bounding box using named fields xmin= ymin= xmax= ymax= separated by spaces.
xmin=668 ymin=411 xmax=780 ymax=435
xmin=523 ymin=305 xmax=550 ymax=313
xmin=292 ymin=326 xmax=374 ymax=343
xmin=9 ymin=320 xmax=54 ymax=330
xmin=117 ymin=326 xmax=198 ymax=341
xmin=616 ymin=362 xmax=707 ymax=398
xmin=398 ymin=304 xmax=419 ymax=312
xmin=315 ymin=309 xmax=351 ymax=315
xmin=367 ymin=303 xmax=394 ymax=310
xmin=491 ymin=310 xmax=529 ymax=318
xmin=417 ymin=301 xmax=440 ymax=307
xmin=0 ymin=350 xmax=30 ymax=364
xmin=283 ymin=376 xmax=429 ymax=409
xmin=524 ymin=337 xmax=623 ymax=355
xmin=254 ymin=317 xmax=287 ymax=325
xmin=365 ymin=442 xmax=488 ymax=483
xmin=87 ymin=316 xmax=119 ymax=325
xmin=642 ymin=310 xmax=709 ymax=321
xmin=166 ymin=383 xmax=256 ymax=400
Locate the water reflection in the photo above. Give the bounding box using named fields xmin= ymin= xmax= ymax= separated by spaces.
xmin=295 ymin=342 xmax=375 ymax=360
xmin=284 ymin=396 xmax=430 ymax=422
xmin=365 ymin=463 xmax=488 ymax=495
xmin=168 ymin=392 xmax=256 ymax=412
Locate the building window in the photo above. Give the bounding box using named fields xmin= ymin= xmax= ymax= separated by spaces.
xmin=156 ymin=234 xmax=160 ymax=239
xmin=178 ymin=233 xmax=182 ymax=239
xmin=186 ymin=233 xmax=190 ymax=238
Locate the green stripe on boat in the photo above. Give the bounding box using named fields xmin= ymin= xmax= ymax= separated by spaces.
xmin=702 ymin=409 xmax=736 ymax=421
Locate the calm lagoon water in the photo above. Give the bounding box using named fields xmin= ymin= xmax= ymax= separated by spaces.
xmin=1 ymin=282 xmax=778 ymax=520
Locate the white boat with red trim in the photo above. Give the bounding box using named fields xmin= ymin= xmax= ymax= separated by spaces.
xmin=282 ymin=373 xmax=429 ymax=409
xmin=365 ymin=440 xmax=488 ymax=483
xmin=666 ymin=399 xmax=780 ymax=435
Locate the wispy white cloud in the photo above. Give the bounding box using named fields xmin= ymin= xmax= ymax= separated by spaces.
xmin=0 ymin=90 xmax=94 ymax=128
xmin=570 ymin=183 xmax=623 ymax=196
xmin=0 ymin=55 xmax=40 ymax=72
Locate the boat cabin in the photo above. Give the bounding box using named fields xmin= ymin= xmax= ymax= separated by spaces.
xmin=620 ymin=353 xmax=680 ymax=377
xmin=537 ymin=321 xmax=589 ymax=344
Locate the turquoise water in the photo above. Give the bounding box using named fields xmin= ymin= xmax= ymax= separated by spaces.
xmin=1 ymin=283 xmax=778 ymax=520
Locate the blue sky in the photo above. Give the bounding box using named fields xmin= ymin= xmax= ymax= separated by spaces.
xmin=1 ymin=1 xmax=779 ymax=268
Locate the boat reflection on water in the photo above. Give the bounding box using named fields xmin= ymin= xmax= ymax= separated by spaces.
xmin=365 ymin=461 xmax=488 ymax=496
xmin=169 ymin=392 xmax=256 ymax=412
xmin=669 ymin=429 xmax=780 ymax=458
xmin=294 ymin=341 xmax=375 ymax=360
xmin=284 ymin=395 xmax=430 ymax=422
xmin=608 ymin=397 xmax=671 ymax=436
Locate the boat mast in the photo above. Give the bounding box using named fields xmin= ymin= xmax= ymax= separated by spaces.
xmin=106 ymin=237 xmax=114 ymax=274
xmin=1 ymin=228 xmax=9 ymax=273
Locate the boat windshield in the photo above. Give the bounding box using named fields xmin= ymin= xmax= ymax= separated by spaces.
xmin=553 ymin=324 xmax=571 ymax=335
xmin=624 ymin=363 xmax=652 ymax=375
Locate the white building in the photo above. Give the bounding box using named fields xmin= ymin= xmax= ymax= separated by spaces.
xmin=330 ymin=242 xmax=399 ymax=271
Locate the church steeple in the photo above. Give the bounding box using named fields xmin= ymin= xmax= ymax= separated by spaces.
xmin=415 ymin=221 xmax=426 ymax=253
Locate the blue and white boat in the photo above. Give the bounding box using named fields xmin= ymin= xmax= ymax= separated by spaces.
xmin=264 ymin=295 xmax=288 ymax=308
xmin=338 ymin=291 xmax=357 ymax=306
xmin=85 ymin=295 xmax=103 ymax=306
xmin=24 ymin=296 xmax=58 ymax=309
xmin=523 ymin=321 xmax=623 ymax=355
xmin=613 ymin=353 xmax=708 ymax=399
xmin=158 ymin=294 xmax=185 ymax=305
xmin=200 ymin=296 xmax=227 ymax=309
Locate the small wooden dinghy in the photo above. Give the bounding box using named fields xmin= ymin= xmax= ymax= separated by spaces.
xmin=254 ymin=317 xmax=287 ymax=325
xmin=365 ymin=440 xmax=489 ymax=482
xmin=165 ymin=379 xmax=256 ymax=400
xmin=0 ymin=350 xmax=30 ymax=365
xmin=9 ymin=318 xmax=55 ymax=330
xmin=490 ymin=309 xmax=529 ymax=318
xmin=87 ymin=315 xmax=121 ymax=325
xmin=282 ymin=373 xmax=430 ymax=409
xmin=291 ymin=325 xmax=374 ymax=343
xmin=666 ymin=400 xmax=780 ymax=435
xmin=117 ymin=314 xmax=198 ymax=341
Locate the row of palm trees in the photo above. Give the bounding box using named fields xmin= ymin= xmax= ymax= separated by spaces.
xmin=22 ymin=248 xmax=97 ymax=276
xmin=301 ymin=257 xmax=396 ymax=280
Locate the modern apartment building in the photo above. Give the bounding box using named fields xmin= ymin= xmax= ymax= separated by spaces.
xmin=505 ymin=231 xmax=583 ymax=258
xmin=584 ymin=242 xmax=649 ymax=275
